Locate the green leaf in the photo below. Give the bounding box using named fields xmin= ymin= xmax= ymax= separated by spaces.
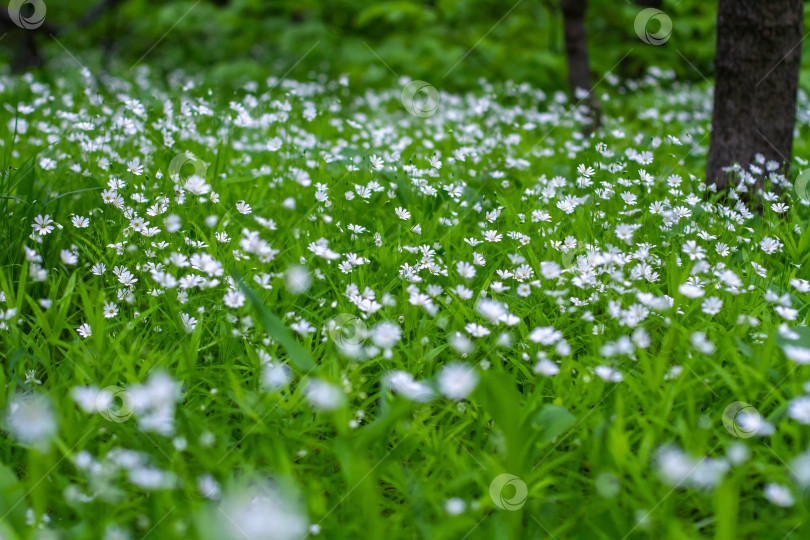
xmin=231 ymin=269 xmax=316 ymax=372
xmin=532 ymin=404 xmax=577 ymax=445
xmin=0 ymin=462 xmax=26 ymax=534
xmin=734 ymin=337 xmax=753 ymax=359
xmin=473 ymin=371 xmax=525 ymax=471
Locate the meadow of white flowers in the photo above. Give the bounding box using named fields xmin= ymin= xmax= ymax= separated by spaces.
xmin=1 ymin=66 xmax=810 ymax=538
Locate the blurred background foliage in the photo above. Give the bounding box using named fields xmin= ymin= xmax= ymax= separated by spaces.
xmin=3 ymin=0 xmax=810 ymax=92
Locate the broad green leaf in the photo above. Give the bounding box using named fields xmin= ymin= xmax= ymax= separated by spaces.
xmin=231 ymin=268 xmax=316 ymax=372
xmin=532 ymin=404 xmax=577 ymax=445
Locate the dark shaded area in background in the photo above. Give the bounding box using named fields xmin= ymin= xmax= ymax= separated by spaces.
xmin=1 ymin=0 xmax=729 ymax=91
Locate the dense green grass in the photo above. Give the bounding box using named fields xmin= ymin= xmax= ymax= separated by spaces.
xmin=1 ymin=67 xmax=810 ymax=539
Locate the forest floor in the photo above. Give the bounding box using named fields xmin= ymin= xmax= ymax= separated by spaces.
xmin=1 ymin=68 xmax=810 ymax=539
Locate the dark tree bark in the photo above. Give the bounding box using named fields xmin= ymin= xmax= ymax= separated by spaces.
xmin=74 ymin=0 xmax=128 ymax=29
xmin=0 ymin=8 xmax=55 ymax=72
xmin=635 ymin=0 xmax=663 ymax=8
xmin=0 ymin=0 xmax=127 ymax=72
xmin=11 ymin=33 xmax=44 ymax=72
xmin=561 ymin=0 xmax=601 ymax=129
xmin=706 ymin=0 xmax=803 ymax=190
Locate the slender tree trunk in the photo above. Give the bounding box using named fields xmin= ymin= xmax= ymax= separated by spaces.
xmin=561 ymin=0 xmax=601 ymax=129
xmin=75 ymin=0 xmax=128 ymax=29
xmin=706 ymin=0 xmax=803 ymax=190
xmin=635 ymin=0 xmax=663 ymax=8
xmin=11 ymin=34 xmax=43 ymax=72
xmin=0 ymin=0 xmax=128 ymax=72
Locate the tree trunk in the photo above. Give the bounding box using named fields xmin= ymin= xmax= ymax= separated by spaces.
xmin=706 ymin=0 xmax=803 ymax=190
xmin=0 ymin=0 xmax=128 ymax=72
xmin=11 ymin=34 xmax=44 ymax=72
xmin=561 ymin=0 xmax=601 ymax=129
